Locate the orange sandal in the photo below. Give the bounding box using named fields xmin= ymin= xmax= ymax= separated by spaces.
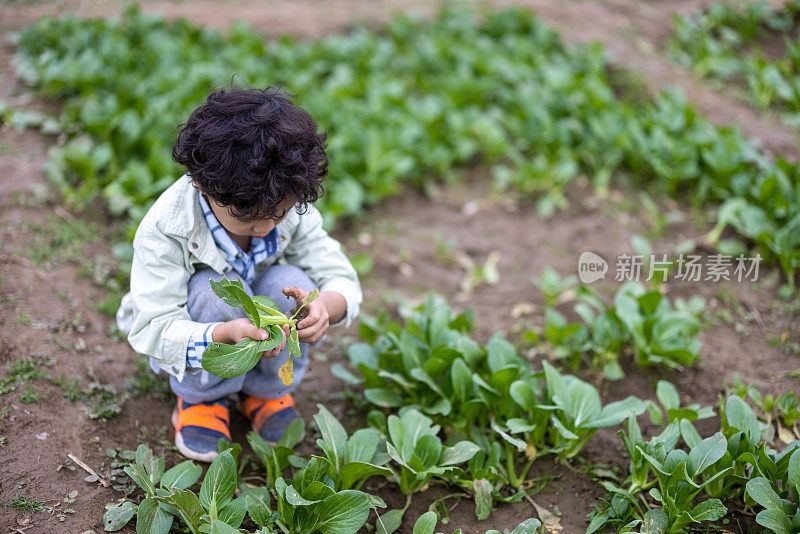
xmin=171 ymin=397 xmax=231 ymax=463
xmin=241 ymin=394 xmax=300 ymax=445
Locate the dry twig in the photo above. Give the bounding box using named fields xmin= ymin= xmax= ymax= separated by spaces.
xmin=67 ymin=453 xmax=108 ymax=487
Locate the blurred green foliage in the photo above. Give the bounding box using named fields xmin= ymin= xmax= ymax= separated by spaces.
xmin=669 ymin=0 xmax=800 ymax=125
xmin=12 ymin=5 xmax=800 ymax=283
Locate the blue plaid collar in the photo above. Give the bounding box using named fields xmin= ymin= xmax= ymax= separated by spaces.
xmin=198 ymin=191 xmax=279 ymax=284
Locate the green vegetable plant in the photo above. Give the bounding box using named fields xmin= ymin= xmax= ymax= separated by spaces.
xmin=345 ymin=294 xmax=652 ymax=523
xmin=587 ymin=381 xmax=715 ymax=533
xmin=153 ymin=448 xmax=249 ymax=534
xmin=272 ymin=457 xmax=376 ymax=534
xmin=247 ymin=418 xmax=306 ymax=489
xmin=730 ymin=374 xmax=800 ymax=429
xmin=590 ymin=384 xmax=800 ymax=534
xmin=107 ymin=431 xmax=380 ymax=534
xmin=746 ymin=448 xmax=800 ymax=534
xmin=202 ymin=276 xmax=318 ymax=382
xmin=542 ymin=361 xmax=646 ymax=459
xmin=13 ymin=5 xmax=800 ymax=283
xmin=540 ymin=277 xmax=705 ymax=379
xmin=103 ymin=444 xmax=202 ymax=532
xmin=311 ymin=404 xmax=392 ymax=491
xmin=634 ymin=433 xmax=731 ymax=533
xmin=668 ymin=0 xmax=800 ymax=122
xmin=384 ymin=408 xmax=479 ymax=495
xmin=409 ymin=510 xmax=542 ymax=534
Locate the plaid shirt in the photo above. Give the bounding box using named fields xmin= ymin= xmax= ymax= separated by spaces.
xmin=185 ymin=192 xmax=280 ymax=368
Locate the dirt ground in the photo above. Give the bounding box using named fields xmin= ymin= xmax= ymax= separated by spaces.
xmin=0 ymin=1 xmax=799 ymax=533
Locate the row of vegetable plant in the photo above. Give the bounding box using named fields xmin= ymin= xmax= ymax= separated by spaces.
xmin=589 ymin=387 xmax=800 ymax=533
xmin=102 ymin=279 xmax=796 ymax=532
xmin=534 ymin=268 xmax=706 ymax=380
xmin=103 ymin=418 xmax=542 ymax=533
xmin=669 ymin=0 xmax=800 ymax=127
xmin=10 ymin=5 xmax=800 ymax=285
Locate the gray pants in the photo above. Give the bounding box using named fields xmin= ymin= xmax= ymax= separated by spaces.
xmin=167 ymin=264 xmax=315 ymax=404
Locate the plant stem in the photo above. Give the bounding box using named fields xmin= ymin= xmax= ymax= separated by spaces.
xmin=506 ymin=444 xmax=522 ymax=488
xmin=518 ymin=457 xmax=535 ymax=482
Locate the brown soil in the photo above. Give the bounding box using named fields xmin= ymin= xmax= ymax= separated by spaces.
xmin=1 ymin=1 xmax=799 ymax=534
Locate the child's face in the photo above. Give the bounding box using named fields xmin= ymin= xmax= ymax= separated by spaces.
xmin=206 ymin=195 xmax=295 ymax=239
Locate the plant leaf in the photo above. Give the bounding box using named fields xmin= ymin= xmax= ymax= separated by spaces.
xmin=509 ymin=519 xmax=542 ymax=534
xmin=339 ymin=462 xmax=392 ymax=490
xmin=245 ymin=487 xmax=272 ymax=528
xmin=688 ymin=432 xmax=727 ymax=477
xmin=364 ymin=388 xmax=403 ymax=408
xmin=288 ymin=327 xmax=301 ymax=358
xmin=252 ymin=295 xmax=284 ymax=316
xmin=315 ymin=490 xmax=371 ymax=534
xmin=124 ymin=464 xmax=156 ymax=497
xmin=135 ymin=497 xmax=173 ymax=534
xmin=440 ymin=441 xmax=479 ymax=466
xmin=160 ymin=460 xmax=202 ymax=490
xmin=103 ymin=501 xmax=136 ymax=531
xmin=473 ymin=479 xmax=493 ymax=520
xmin=202 ymin=336 xmax=281 ymax=378
xmin=656 ymin=380 xmax=680 ymax=411
xmin=412 ymin=511 xmax=437 ymax=534
xmin=199 ymin=449 xmax=237 ymax=512
xmin=747 ymin=477 xmax=785 ymax=511
xmin=278 ymin=357 xmax=294 ymax=386
xmin=688 ymin=499 xmax=726 ymax=522
xmin=376 ymin=508 xmax=404 ymax=534
xmin=345 ymin=428 xmax=380 ymax=464
xmin=218 ymin=496 xmax=247 ymax=528
xmin=209 ymin=518 xmax=242 ymax=534
xmin=755 ymin=508 xmax=793 ymax=534
xmin=314 ymin=404 xmax=348 ymax=470
xmin=152 ymin=489 xmax=202 ymax=531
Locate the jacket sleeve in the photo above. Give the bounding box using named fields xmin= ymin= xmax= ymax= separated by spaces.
xmin=186 ymin=322 xmax=221 ymax=369
xmin=282 ymin=206 xmax=362 ymax=328
xmin=126 ymin=235 xmax=216 ymax=381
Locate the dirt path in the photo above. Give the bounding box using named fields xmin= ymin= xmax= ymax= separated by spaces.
xmin=1 ymin=1 xmax=799 ymax=533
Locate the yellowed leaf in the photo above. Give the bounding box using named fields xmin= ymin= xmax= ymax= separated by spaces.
xmin=511 ymin=302 xmax=536 ymax=319
xmin=278 ymin=358 xmax=293 ymax=386
xmin=778 ymin=424 xmax=795 ymax=445
xmin=530 ymin=498 xmax=562 ymax=533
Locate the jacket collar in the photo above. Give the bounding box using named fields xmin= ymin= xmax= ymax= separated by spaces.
xmin=163 ymin=175 xmax=230 ymax=273
xmin=163 ymin=174 xmax=202 ymax=239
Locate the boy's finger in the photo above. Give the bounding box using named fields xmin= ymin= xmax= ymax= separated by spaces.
xmin=297 ymin=310 xmax=318 ymax=329
xmin=298 ymin=323 xmax=324 ymax=342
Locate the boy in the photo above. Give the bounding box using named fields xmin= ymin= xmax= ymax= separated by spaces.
xmin=116 ymin=86 xmax=362 ymax=462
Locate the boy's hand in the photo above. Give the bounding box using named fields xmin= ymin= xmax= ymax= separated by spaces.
xmin=283 ymin=287 xmax=346 ymax=344
xmin=212 ymin=319 xmax=289 ymax=359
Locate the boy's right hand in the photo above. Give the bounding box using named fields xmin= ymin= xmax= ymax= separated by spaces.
xmin=212 ymin=319 xmax=289 ymax=359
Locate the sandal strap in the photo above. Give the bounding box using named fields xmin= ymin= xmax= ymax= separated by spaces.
xmin=175 ymin=403 xmax=230 ymax=438
xmin=243 ymin=394 xmax=295 ymax=431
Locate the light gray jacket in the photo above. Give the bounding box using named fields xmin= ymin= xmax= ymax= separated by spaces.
xmin=116 ymin=175 xmax=362 ymax=381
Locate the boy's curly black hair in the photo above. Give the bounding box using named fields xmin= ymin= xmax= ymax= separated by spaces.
xmin=173 ymin=86 xmax=328 ymax=221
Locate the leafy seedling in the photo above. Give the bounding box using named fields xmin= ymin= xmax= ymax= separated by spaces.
xmin=384 ymin=409 xmax=479 ymax=494
xmin=103 ymin=444 xmax=202 ymax=532
xmin=312 ymin=404 xmax=392 ymax=491
xmin=272 ymin=457 xmax=375 ymax=534
xmin=202 ymin=276 xmax=319 ymax=382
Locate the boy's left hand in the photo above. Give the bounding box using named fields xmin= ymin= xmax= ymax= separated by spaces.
xmin=282 ymin=287 xmax=329 ymax=344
